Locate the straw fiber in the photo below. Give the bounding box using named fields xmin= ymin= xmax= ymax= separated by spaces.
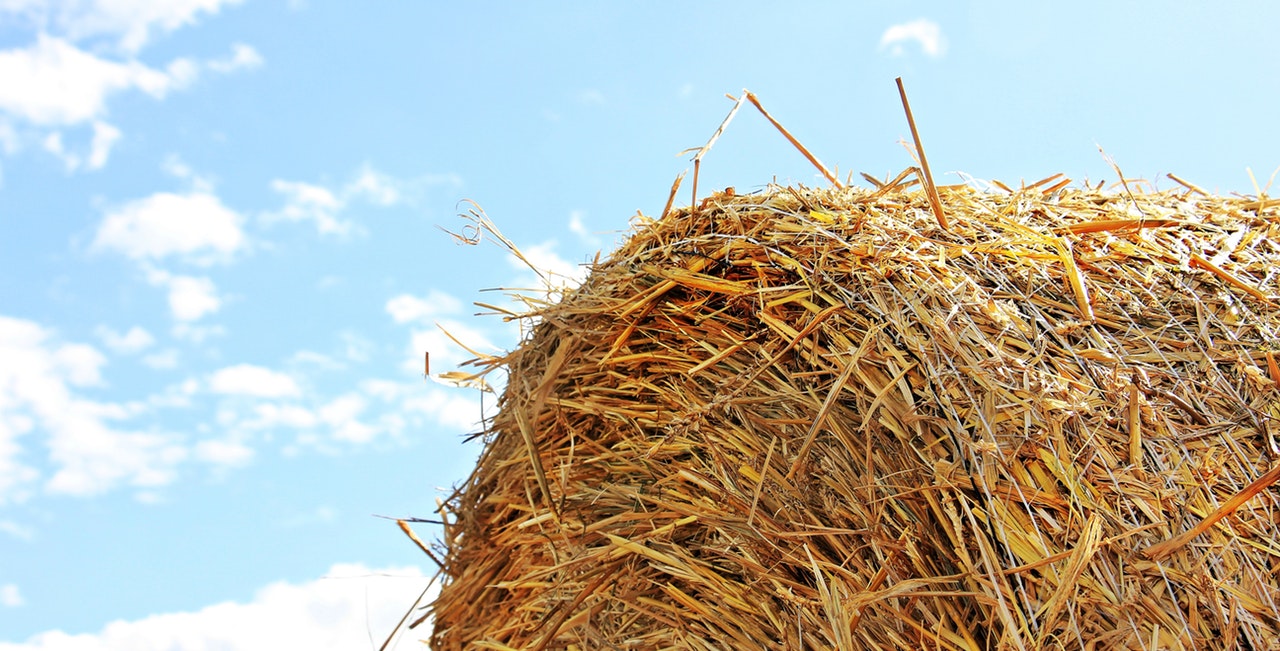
xmin=426 ymin=181 xmax=1280 ymax=650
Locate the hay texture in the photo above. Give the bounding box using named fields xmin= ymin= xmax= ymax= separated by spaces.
xmin=426 ymin=181 xmax=1280 ymax=650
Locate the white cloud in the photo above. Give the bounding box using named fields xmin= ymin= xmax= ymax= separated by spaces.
xmin=385 ymin=290 xmax=463 ymax=324
xmin=166 ymin=274 xmax=220 ymax=321
xmin=39 ymin=121 xmax=123 ymax=171
xmin=207 ymin=42 xmax=262 ymax=73
xmin=0 ymin=120 xmax=18 ymax=153
xmin=318 ymin=393 xmax=374 ymax=443
xmin=0 ymin=583 xmax=22 ymax=608
xmin=356 ymin=379 xmax=483 ymax=437
xmin=38 ymin=122 xmax=121 ymax=171
xmin=0 ymin=519 xmax=35 ymax=541
xmin=146 ymin=378 xmax=199 ymax=410
xmin=142 ymin=349 xmax=179 ymax=369
xmin=407 ymin=322 xmax=496 ymax=374
xmin=142 ymin=268 xmax=221 ymax=322
xmin=512 ymin=241 xmax=588 ymax=287
xmin=288 ymin=350 xmax=342 ymax=370
xmin=402 ymin=387 xmax=483 ymax=433
xmin=208 ymin=364 xmax=301 ymax=398
xmin=194 ymin=437 xmax=253 ymax=466
xmin=247 ymin=402 xmax=317 ymax=430
xmin=339 ymin=331 xmax=372 ymax=363
xmin=567 ymin=210 xmax=599 ymax=245
xmin=93 ymin=192 xmax=247 ymax=265
xmin=348 ymin=164 xmax=400 ymax=205
xmin=0 ymin=315 xmax=187 ymax=501
xmin=19 ymin=0 xmax=249 ymax=54
xmin=0 ymin=2 xmax=259 ymax=172
xmin=879 ymin=19 xmax=947 ymax=58
xmin=45 ymin=424 xmax=186 ymax=497
xmin=86 ymin=119 xmax=120 ymax=169
xmin=96 ymin=325 xmax=155 ymax=355
xmin=171 ymin=322 xmax=225 ymax=344
xmin=263 ymin=166 xmax=454 ymax=236
xmin=265 ymin=179 xmax=352 ymax=236
xmin=0 ymin=34 xmax=187 ymax=126
xmin=0 ymin=563 xmax=435 ymax=651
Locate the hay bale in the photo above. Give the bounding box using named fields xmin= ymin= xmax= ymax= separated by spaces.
xmin=427 ymin=181 xmax=1280 ymax=650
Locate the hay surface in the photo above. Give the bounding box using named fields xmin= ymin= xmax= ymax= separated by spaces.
xmin=429 ymin=183 xmax=1280 ymax=650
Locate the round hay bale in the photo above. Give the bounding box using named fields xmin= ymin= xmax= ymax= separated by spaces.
xmin=428 ymin=183 xmax=1280 ymax=650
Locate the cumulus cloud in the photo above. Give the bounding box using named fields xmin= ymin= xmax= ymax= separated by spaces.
xmin=0 ymin=315 xmax=187 ymax=502
xmin=144 ymin=269 xmax=222 ymax=322
xmin=95 ymin=325 xmax=155 ymax=355
xmin=0 ymin=34 xmax=188 ymax=126
xmin=92 ymin=191 xmax=248 ymax=265
xmin=385 ymin=290 xmax=464 ymax=324
xmin=0 ymin=0 xmax=259 ymax=172
xmin=0 ymin=563 xmax=435 ymax=651
xmin=879 ymin=19 xmax=947 ymax=58
xmin=208 ymin=364 xmax=301 ymax=398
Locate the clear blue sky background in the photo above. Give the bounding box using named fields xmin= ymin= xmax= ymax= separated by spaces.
xmin=1 ymin=1 xmax=1276 ymax=648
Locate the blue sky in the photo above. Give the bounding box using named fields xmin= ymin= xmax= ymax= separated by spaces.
xmin=0 ymin=1 xmax=1277 ymax=648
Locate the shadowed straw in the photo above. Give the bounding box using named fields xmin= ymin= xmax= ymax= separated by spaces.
xmin=419 ymin=178 xmax=1280 ymax=650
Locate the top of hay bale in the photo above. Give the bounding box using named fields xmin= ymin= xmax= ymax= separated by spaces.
xmin=423 ymin=178 xmax=1280 ymax=650
xmin=411 ymin=83 xmax=1280 ymax=646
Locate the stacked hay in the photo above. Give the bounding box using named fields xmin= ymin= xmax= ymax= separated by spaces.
xmin=426 ymin=179 xmax=1280 ymax=650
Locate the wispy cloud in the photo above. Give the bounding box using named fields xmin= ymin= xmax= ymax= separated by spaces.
xmin=0 ymin=563 xmax=434 ymax=649
xmin=1 ymin=583 xmax=22 ymax=608
xmin=577 ymin=89 xmax=606 ymax=106
xmin=567 ymin=210 xmax=600 ymax=246
xmin=263 ymin=165 xmax=450 ymax=236
xmin=207 ymin=43 xmax=263 ymax=74
xmin=264 ymin=179 xmax=350 ymax=235
xmin=0 ymin=519 xmax=35 ymax=541
xmin=879 ymin=19 xmax=947 ymax=58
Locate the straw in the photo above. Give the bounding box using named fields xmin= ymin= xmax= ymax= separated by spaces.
xmin=420 ymin=178 xmax=1280 ymax=650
